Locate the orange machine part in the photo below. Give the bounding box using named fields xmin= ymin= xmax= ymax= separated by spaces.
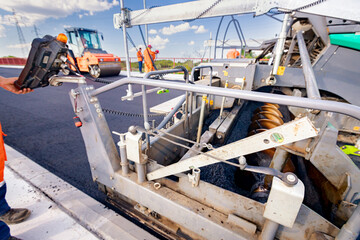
xmin=57 ymin=33 xmax=68 ymax=43
xmin=76 ymin=52 xmax=120 ymax=73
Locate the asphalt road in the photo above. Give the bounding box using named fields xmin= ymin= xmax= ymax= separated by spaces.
xmin=0 ymin=67 xmax=183 ymax=204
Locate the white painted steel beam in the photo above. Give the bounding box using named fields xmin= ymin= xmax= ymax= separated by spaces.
xmin=114 ymin=0 xmax=360 ymax=28
xmin=115 ymin=0 xmax=313 ymax=27
xmin=147 ymin=117 xmax=318 ymax=180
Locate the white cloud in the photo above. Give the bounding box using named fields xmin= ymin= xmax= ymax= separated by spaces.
xmin=149 ymin=35 xmax=169 ymax=50
xmin=129 ymin=45 xmax=144 ymax=53
xmin=195 ymin=25 xmax=208 ymax=34
xmin=63 ymin=24 xmax=71 ymax=28
xmin=188 ymin=40 xmax=195 ymax=46
xmin=0 ymin=25 xmax=5 ymax=38
xmin=149 ymin=29 xmax=157 ymax=35
xmin=160 ymin=22 xmax=192 ymax=35
xmin=0 ymin=0 xmax=119 ymax=28
xmin=159 ymin=22 xmax=207 ymax=36
xmin=7 ymin=42 xmax=31 ymax=49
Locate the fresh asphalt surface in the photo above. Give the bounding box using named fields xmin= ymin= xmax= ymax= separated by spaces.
xmin=0 ymin=67 xmax=183 ymax=206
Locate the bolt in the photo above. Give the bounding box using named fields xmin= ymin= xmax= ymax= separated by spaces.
xmin=96 ymin=109 xmax=101 ymax=113
xmin=94 ymin=104 xmax=100 ymax=108
xmin=111 ymin=187 xmax=115 ymax=190
xmin=305 ymin=147 xmax=311 ymax=152
xmin=98 ymin=113 xmax=103 ymax=118
xmin=110 ymin=175 xmax=114 ymax=180
xmin=92 ymin=167 xmax=95 ymax=170
xmin=239 ymin=156 xmax=246 ymax=165
xmin=90 ymin=97 xmax=98 ymax=103
xmin=89 ymin=86 xmax=94 ymax=90
xmin=86 ymin=87 xmax=90 ymax=91
xmin=287 ymin=174 xmax=296 ymax=183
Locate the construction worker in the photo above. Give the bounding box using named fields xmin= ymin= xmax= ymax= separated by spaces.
xmin=226 ymin=49 xmax=240 ymax=59
xmin=137 ymin=48 xmax=144 ymax=73
xmin=0 ymin=76 xmax=32 ymax=240
xmin=143 ymin=45 xmax=159 ymax=73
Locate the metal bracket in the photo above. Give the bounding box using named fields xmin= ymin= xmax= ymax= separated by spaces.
xmin=188 ymin=168 xmax=201 ymax=187
xmin=113 ymin=8 xmax=131 ymax=29
xmin=49 ymin=75 xmax=86 ymax=86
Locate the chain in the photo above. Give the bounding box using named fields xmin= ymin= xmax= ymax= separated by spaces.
xmin=102 ymin=108 xmax=166 ymax=118
xmin=293 ymin=0 xmax=327 ymax=11
xmin=184 ymin=0 xmax=223 ymax=22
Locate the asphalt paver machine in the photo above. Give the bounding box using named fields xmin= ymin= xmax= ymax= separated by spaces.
xmin=20 ymin=0 xmax=360 ymax=239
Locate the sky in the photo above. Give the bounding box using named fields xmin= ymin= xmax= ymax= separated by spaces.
xmin=0 ymin=0 xmax=282 ymax=59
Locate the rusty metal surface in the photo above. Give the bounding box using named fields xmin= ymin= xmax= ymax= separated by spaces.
xmin=310 ymin=125 xmax=360 ymax=202
xmin=156 ymin=174 xmax=339 ymax=240
xmin=111 ymin=171 xmax=256 ymax=240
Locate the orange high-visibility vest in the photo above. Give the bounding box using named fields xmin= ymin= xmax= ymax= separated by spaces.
xmin=143 ymin=48 xmax=156 ymax=72
xmin=0 ymin=122 xmax=7 ymax=182
xmin=226 ymin=50 xmax=240 ymax=59
xmin=137 ymin=50 xmax=143 ymax=62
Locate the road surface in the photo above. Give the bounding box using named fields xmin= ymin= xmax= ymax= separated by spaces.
xmin=0 ymin=67 xmax=183 ymax=205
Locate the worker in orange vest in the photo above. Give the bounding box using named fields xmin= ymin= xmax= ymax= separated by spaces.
xmin=226 ymin=49 xmax=240 ymax=59
xmin=0 ymin=76 xmax=32 ymax=240
xmin=143 ymin=45 xmax=159 ymax=73
xmin=137 ymin=48 xmax=144 ymax=73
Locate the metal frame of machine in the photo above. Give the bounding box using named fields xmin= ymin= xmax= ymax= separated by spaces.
xmin=49 ymin=1 xmax=360 ymax=239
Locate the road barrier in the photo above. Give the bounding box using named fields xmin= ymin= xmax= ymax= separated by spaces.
xmin=0 ymin=58 xmax=26 ymax=65
xmin=120 ymin=57 xmax=209 ymax=72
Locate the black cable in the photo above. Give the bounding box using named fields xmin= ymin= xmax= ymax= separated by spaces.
xmin=126 ymin=32 xmax=138 ymax=50
xmin=138 ymin=25 xmax=158 ymax=71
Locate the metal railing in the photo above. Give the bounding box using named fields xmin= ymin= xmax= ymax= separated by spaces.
xmin=0 ymin=58 xmax=26 ymax=65
xmin=120 ymin=57 xmax=210 ymax=72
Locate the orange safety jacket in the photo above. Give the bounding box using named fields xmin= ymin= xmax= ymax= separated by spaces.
xmin=143 ymin=48 xmax=156 ymax=73
xmin=137 ymin=50 xmax=143 ymax=62
xmin=0 ymin=122 xmax=7 ymax=182
xmin=226 ymin=50 xmax=240 ymax=59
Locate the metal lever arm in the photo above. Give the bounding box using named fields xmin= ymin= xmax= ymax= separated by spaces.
xmin=147 ymin=117 xmax=318 ymax=181
xmin=244 ymin=165 xmax=298 ymax=186
xmin=49 ymin=75 xmax=86 ymax=86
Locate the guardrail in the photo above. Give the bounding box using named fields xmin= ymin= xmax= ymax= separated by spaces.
xmin=0 ymin=57 xmax=268 ymax=71
xmin=120 ymin=57 xmax=210 ymax=72
xmin=0 ymin=58 xmax=26 ymax=65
